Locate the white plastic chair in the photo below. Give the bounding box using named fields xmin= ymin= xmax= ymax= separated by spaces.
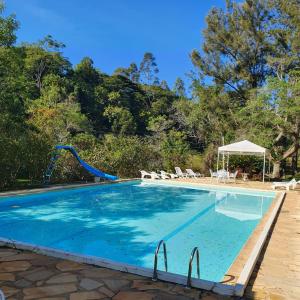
xmin=210 ymin=169 xmax=218 ymax=179
xmin=175 ymin=167 xmax=188 ymax=178
xmin=161 ymin=171 xmax=177 ymax=179
xmin=140 ymin=170 xmax=152 ymax=179
xmin=186 ymin=169 xmax=202 ymax=178
xmin=228 ymin=170 xmax=238 ymax=183
xmin=272 ymin=179 xmax=298 ymax=191
xmin=150 ymin=172 xmax=161 ymax=180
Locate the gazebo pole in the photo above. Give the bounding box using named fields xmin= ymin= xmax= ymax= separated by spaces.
xmin=227 ymin=153 xmax=229 ymax=172
xmin=263 ymin=152 xmax=266 ymax=183
xmin=217 ymin=151 xmax=220 ymax=172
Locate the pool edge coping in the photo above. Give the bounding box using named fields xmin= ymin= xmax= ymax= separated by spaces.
xmin=0 ymin=179 xmax=136 ymax=198
xmin=233 ymin=191 xmax=286 ymax=296
xmin=0 ymin=180 xmax=285 ymax=296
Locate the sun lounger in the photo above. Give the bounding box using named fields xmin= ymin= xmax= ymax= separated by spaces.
xmin=140 ymin=170 xmax=152 ymax=179
xmin=161 ymin=171 xmax=177 ymax=179
xmin=140 ymin=170 xmax=161 ymax=180
xmin=272 ymin=178 xmax=298 ymax=190
xmin=150 ymin=172 xmax=161 ymax=180
xmin=186 ymin=169 xmax=203 ymax=178
xmin=175 ymin=167 xmax=188 ymax=178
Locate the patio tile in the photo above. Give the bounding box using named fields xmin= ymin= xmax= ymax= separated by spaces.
xmin=23 ymin=284 xmax=78 ymax=299
xmin=0 ymin=261 xmax=31 ymax=272
xmin=79 ymin=278 xmax=104 ymax=290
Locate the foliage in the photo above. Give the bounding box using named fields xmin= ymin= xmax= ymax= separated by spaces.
xmin=1 ymin=0 xmax=300 ymax=189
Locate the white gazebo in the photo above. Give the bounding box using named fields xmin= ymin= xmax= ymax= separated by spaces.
xmin=217 ymin=140 xmax=269 ymax=182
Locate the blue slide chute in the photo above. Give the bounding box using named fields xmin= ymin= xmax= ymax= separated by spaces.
xmin=55 ymin=145 xmax=118 ymax=181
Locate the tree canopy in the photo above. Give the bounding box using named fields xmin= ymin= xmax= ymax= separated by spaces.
xmin=1 ymin=0 xmax=300 ymax=189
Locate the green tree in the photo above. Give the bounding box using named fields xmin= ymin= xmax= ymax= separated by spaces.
xmin=23 ymin=36 xmax=70 ymax=93
xmin=173 ymin=77 xmax=186 ymax=97
xmin=0 ymin=1 xmax=19 ymax=46
xmin=240 ymin=71 xmax=300 ymax=178
xmin=139 ymin=52 xmax=159 ymax=85
xmin=103 ymin=106 xmax=137 ymax=135
xmin=161 ymin=130 xmax=190 ymax=171
xmin=191 ymin=0 xmax=273 ymax=102
xmin=160 ymin=80 xmax=170 ymax=90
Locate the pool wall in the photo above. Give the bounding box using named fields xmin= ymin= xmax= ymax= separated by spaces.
xmin=0 ymin=180 xmax=285 ymax=296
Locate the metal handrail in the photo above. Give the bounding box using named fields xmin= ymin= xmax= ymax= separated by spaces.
xmin=152 ymin=240 xmax=168 ymax=281
xmin=186 ymin=247 xmax=200 ymax=288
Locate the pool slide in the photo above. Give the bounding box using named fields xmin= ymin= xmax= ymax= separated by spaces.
xmin=55 ymin=145 xmax=118 ymax=181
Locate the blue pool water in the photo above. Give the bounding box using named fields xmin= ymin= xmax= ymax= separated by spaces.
xmin=0 ymin=180 xmax=275 ymax=282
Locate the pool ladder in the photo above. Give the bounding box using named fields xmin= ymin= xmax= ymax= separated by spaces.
xmin=152 ymin=240 xmax=168 ymax=281
xmin=152 ymin=240 xmax=200 ymax=288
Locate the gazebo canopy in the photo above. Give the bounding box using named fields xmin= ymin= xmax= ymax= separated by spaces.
xmin=217 ymin=140 xmax=269 ymax=182
xmin=218 ymin=140 xmax=267 ymax=156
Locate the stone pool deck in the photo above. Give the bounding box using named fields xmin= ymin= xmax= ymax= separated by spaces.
xmin=0 ymin=179 xmax=299 ymax=299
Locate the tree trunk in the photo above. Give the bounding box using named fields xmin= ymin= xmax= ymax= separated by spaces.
xmin=272 ymin=161 xmax=281 ymax=179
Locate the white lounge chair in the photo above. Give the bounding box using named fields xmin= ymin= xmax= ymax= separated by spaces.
xmin=159 ymin=171 xmax=170 ymax=180
xmin=228 ymin=170 xmax=238 ymax=183
xmin=140 ymin=170 xmax=161 ymax=180
xmin=210 ymin=169 xmax=218 ymax=179
xmin=175 ymin=167 xmax=188 ymax=178
xmin=150 ymin=172 xmax=161 ymax=180
xmin=186 ymin=169 xmax=202 ymax=178
xmin=161 ymin=171 xmax=177 ymax=179
xmin=272 ymin=178 xmax=298 ymax=190
xmin=140 ymin=170 xmax=152 ymax=179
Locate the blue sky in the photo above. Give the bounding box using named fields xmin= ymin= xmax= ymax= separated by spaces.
xmin=5 ymin=0 xmax=226 ymax=89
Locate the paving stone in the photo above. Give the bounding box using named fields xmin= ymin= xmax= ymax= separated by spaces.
xmin=0 ymin=260 xmax=31 ymax=272
xmin=0 ymin=253 xmax=39 ymax=262
xmin=154 ymin=293 xmax=193 ymax=300
xmin=200 ymin=295 xmax=219 ymax=300
xmin=0 ymin=272 xmax=15 ymax=281
xmin=14 ymin=278 xmax=32 ymax=288
xmin=98 ymin=286 xmax=115 ymax=297
xmin=30 ymin=257 xmax=58 ymax=267
xmin=56 ymin=260 xmax=84 ymax=272
xmin=0 ymin=286 xmax=20 ymax=297
xmin=23 ymin=284 xmax=78 ymax=299
xmin=39 ymin=298 xmax=67 ymax=300
xmin=113 ymin=291 xmax=155 ymax=300
xmin=102 ymin=278 xmax=130 ymax=292
xmin=80 ymin=268 xmax=121 ymax=279
xmin=119 ymin=273 xmax=143 ymax=280
xmin=170 ymin=286 xmax=201 ymax=299
xmin=70 ymin=291 xmax=107 ymax=300
xmin=36 ymin=280 xmax=44 ymax=286
xmin=19 ymin=266 xmax=45 ymax=277
xmin=0 ymin=250 xmax=19 ymax=258
xmin=132 ymin=280 xmax=172 ymax=292
xmin=79 ymin=278 xmax=103 ymax=290
xmin=23 ymin=269 xmax=55 ymax=281
xmin=46 ymin=273 xmax=78 ymax=284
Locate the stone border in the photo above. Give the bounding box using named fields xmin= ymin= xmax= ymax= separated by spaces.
xmin=0 ymin=179 xmax=285 ymax=296
xmin=0 ymin=238 xmax=234 ymax=295
xmin=0 ymin=178 xmax=136 ymax=198
xmin=234 ymin=191 xmax=286 ymax=296
xmin=141 ymin=179 xmax=276 ymax=195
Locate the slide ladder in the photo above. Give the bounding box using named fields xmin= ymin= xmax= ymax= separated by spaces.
xmin=43 ymin=151 xmax=61 ymax=184
xmin=43 ymin=145 xmax=118 ymax=184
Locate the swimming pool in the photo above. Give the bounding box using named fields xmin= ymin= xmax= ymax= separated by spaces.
xmin=0 ymin=180 xmax=277 ymax=290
